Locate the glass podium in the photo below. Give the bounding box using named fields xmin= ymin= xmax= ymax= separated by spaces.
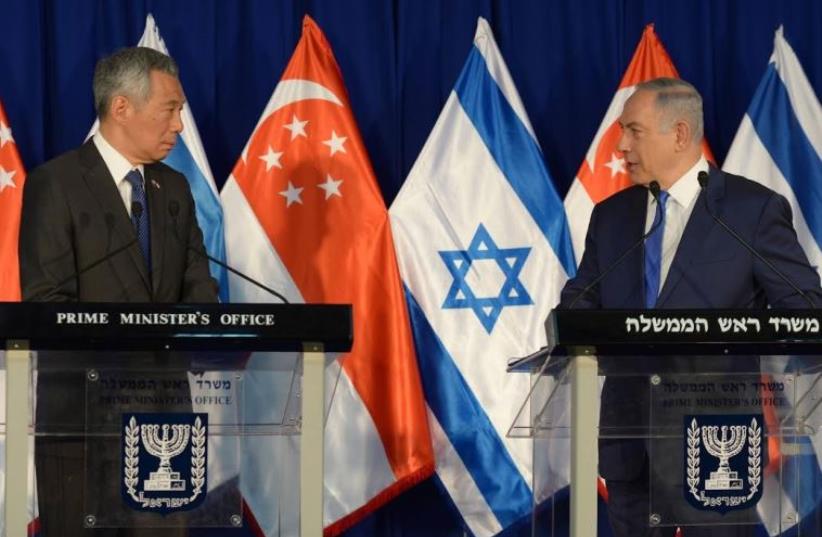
xmin=0 ymin=302 xmax=352 ymax=537
xmin=509 ymin=309 xmax=822 ymax=537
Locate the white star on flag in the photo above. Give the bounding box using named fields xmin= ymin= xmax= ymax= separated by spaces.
xmin=259 ymin=146 xmax=284 ymax=171
xmin=0 ymin=121 xmax=13 ymax=148
xmin=279 ymin=181 xmax=304 ymax=207
xmin=603 ymin=153 xmax=625 ymax=178
xmin=318 ymin=174 xmax=343 ymax=199
xmin=283 ymin=114 xmax=309 ymax=140
xmin=0 ymin=166 xmax=16 ymax=193
xmin=322 ymin=130 xmax=347 ymax=156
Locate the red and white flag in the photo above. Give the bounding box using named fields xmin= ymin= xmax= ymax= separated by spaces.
xmin=221 ymin=16 xmax=434 ymax=535
xmin=0 ymin=99 xmax=25 ymax=301
xmin=564 ymin=24 xmax=715 ymax=263
xmin=0 ymin=98 xmax=37 ymax=537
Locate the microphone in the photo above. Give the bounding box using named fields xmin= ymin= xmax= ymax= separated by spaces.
xmin=697 ymin=170 xmax=815 ymax=308
xmin=132 ymin=201 xmax=143 ymax=220
xmin=29 ymin=212 xmax=138 ymax=301
xmin=167 ymin=200 xmax=290 ymax=303
xmin=566 ymin=181 xmax=664 ymax=309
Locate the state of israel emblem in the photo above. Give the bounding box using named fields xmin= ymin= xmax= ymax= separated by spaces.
xmin=684 ymin=414 xmax=763 ymax=513
xmin=122 ymin=413 xmax=207 ymax=514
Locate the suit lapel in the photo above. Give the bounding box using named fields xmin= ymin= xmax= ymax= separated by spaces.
xmin=145 ymin=165 xmax=167 ymax=296
xmin=79 ymin=141 xmax=152 ymax=294
xmin=657 ymin=167 xmax=724 ymax=306
xmin=624 ymin=188 xmax=648 ymax=308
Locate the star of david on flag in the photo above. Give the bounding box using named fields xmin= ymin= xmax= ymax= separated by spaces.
xmin=440 ymin=224 xmax=532 ymax=333
xmin=390 ymin=18 xmax=574 ymax=536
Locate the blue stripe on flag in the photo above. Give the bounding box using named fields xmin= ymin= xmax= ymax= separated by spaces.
xmin=404 ymin=286 xmax=532 ymax=528
xmin=454 ymin=46 xmax=576 ymax=278
xmin=164 ymin=139 xmax=230 ymax=301
xmin=748 ymin=63 xmax=822 ymax=246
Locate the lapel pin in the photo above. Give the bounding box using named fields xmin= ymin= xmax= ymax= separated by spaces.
xmin=151 ymin=179 xmax=161 ymax=190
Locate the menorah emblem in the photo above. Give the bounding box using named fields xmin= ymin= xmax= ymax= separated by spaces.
xmin=141 ymin=423 xmax=191 ymax=492
xmin=123 ymin=413 xmax=208 ymax=513
xmin=702 ymin=424 xmax=746 ymax=491
xmin=685 ymin=414 xmax=763 ymax=513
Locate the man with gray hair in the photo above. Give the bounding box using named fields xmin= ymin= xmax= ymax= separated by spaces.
xmin=21 ymin=46 xmax=216 ymax=302
xmin=559 ymin=78 xmax=821 ymax=536
xmin=20 ymin=47 xmax=217 ymax=536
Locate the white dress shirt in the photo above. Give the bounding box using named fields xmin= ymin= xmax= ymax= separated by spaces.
xmin=644 ymin=156 xmax=710 ymax=293
xmin=92 ymin=132 xmax=145 ymax=218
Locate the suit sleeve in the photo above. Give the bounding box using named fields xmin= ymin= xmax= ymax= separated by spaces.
xmin=179 ymin=185 xmax=219 ymax=303
xmin=752 ymin=192 xmax=822 ymax=307
xmin=558 ymin=205 xmax=601 ymax=309
xmin=18 ymin=167 xmax=78 ymax=302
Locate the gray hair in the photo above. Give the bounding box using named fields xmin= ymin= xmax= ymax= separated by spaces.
xmin=636 ymin=77 xmax=704 ymax=142
xmin=93 ymin=47 xmax=179 ymax=118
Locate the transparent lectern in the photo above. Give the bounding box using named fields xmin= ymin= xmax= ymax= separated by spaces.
xmin=0 ymin=302 xmax=352 ymax=537
xmin=509 ymin=309 xmax=822 ymax=537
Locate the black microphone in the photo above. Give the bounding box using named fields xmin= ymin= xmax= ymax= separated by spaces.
xmin=167 ymin=201 xmax=290 ymax=304
xmin=29 ymin=212 xmax=138 ymax=301
xmin=566 ymin=181 xmax=664 ymax=309
xmin=697 ymin=170 xmax=815 ymax=308
xmin=132 ymin=201 xmax=143 ymax=220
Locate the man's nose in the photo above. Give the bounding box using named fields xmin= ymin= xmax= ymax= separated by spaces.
xmin=616 ymin=130 xmax=629 ymax=153
xmin=616 ymin=131 xmax=631 ymax=157
xmin=171 ymin=110 xmax=184 ymax=133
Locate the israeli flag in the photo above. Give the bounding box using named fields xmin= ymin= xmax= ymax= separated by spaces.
xmin=723 ymin=26 xmax=822 ymax=277
xmin=137 ymin=15 xmax=228 ymax=301
xmin=723 ymin=26 xmax=822 ymax=536
xmin=389 ymin=18 xmax=574 ymax=535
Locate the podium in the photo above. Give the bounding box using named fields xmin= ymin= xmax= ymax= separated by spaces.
xmin=0 ymin=302 xmax=352 ymax=537
xmin=508 ymin=309 xmax=822 ymax=537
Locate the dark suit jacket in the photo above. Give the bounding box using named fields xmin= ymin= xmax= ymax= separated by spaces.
xmin=19 ymin=141 xmax=218 ymax=537
xmin=19 ymin=139 xmax=218 ymax=303
xmin=559 ymin=167 xmax=822 ymax=481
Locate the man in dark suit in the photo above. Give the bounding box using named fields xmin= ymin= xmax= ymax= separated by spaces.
xmin=20 ymin=48 xmax=216 ymax=303
xmin=559 ymin=78 xmax=822 ymax=536
xmin=19 ymin=47 xmax=218 ymax=536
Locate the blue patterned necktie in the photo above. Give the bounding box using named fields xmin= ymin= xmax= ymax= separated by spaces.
xmin=124 ymin=169 xmax=151 ymax=272
xmin=644 ymin=190 xmax=669 ymax=308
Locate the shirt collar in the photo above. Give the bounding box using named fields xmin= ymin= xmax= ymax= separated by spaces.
xmin=92 ymin=132 xmax=144 ymax=185
xmin=663 ymin=156 xmax=708 ymax=209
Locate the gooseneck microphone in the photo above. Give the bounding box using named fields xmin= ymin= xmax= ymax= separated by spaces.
xmin=697 ymin=170 xmax=815 ymax=308
xmin=167 ymin=201 xmax=290 ymax=303
xmin=29 ymin=212 xmax=138 ymax=301
xmin=567 ymin=181 xmax=664 ymax=309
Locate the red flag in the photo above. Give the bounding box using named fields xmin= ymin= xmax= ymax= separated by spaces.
xmin=0 ymin=100 xmax=25 ymax=301
xmin=222 ymin=16 xmax=434 ymax=534
xmin=564 ymin=24 xmax=715 ymax=263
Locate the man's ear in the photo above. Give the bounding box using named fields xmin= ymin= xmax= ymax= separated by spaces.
xmin=674 ymin=119 xmax=692 ymax=152
xmin=108 ymin=95 xmax=132 ymax=124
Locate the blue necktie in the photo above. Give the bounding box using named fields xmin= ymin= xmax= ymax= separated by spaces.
xmin=644 ymin=190 xmax=669 ymax=308
xmin=125 ymin=169 xmax=151 ymax=273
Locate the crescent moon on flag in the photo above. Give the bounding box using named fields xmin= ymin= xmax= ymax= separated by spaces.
xmin=240 ymin=79 xmax=342 ymax=163
xmin=267 ymin=79 xmax=342 ymax=112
